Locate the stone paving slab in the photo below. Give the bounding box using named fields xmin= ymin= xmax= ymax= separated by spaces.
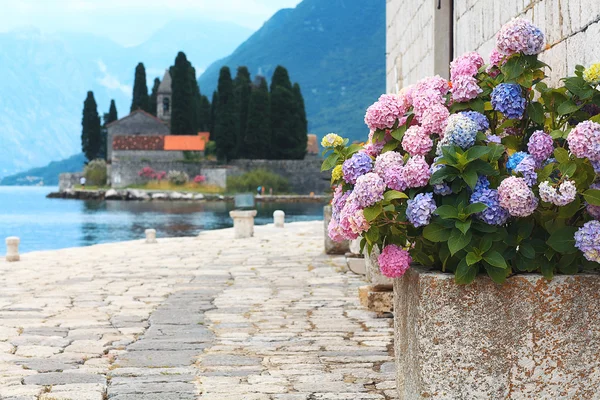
xmin=0 ymin=222 xmax=396 ymax=399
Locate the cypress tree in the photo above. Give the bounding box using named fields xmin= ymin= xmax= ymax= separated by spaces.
xmin=269 ymin=66 xmax=297 ymax=159
xmin=170 ymin=52 xmax=195 ymax=135
xmin=199 ymin=95 xmax=211 ymax=132
xmin=81 ymin=91 xmax=102 ymax=162
xmin=148 ymin=78 xmax=160 ymax=116
xmin=233 ymin=66 xmax=252 ymax=158
xmin=107 ymin=99 xmax=118 ymax=124
xmin=210 ymin=90 xmax=218 ymax=135
xmin=214 ymin=66 xmax=237 ymax=161
xmin=291 ymin=83 xmax=308 ymax=159
xmin=130 ymin=63 xmax=150 ymax=112
xmin=245 ymin=76 xmax=271 ymax=159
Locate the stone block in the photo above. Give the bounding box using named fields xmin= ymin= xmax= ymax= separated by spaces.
xmin=229 ymin=210 xmax=257 ymax=239
xmin=358 ymin=286 xmax=393 ymax=314
xmin=364 ymin=245 xmax=393 ymax=287
xmin=346 ymin=255 xmax=366 ymax=276
xmin=323 ymin=206 xmax=349 ymax=255
xmin=6 ymin=236 xmax=20 ymax=262
xmin=273 ymin=210 xmax=285 ymax=228
xmin=394 ymin=267 xmax=600 ymax=399
xmin=145 ymin=229 xmax=157 ymax=244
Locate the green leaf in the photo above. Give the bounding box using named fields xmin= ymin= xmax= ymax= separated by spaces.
xmin=483 ymin=250 xmax=508 ymax=269
xmin=422 ymin=223 xmax=452 ymax=242
xmin=455 ymin=219 xmax=472 ymax=235
xmin=435 ymin=205 xmax=459 ymax=219
xmin=484 ymin=264 xmax=508 ymax=284
xmin=501 ymin=56 xmax=525 ymax=81
xmin=390 ymin=124 xmax=408 ymax=142
xmin=546 ymin=226 xmax=578 ymax=254
xmin=558 ymin=253 xmax=579 ymax=274
xmin=455 ymin=258 xmax=477 ymax=285
xmin=365 ymin=226 xmax=380 ymax=244
xmin=519 ymin=242 xmax=535 ymax=259
xmin=541 ymin=262 xmax=554 ymax=280
xmin=550 ymin=130 xmax=564 ymax=139
xmin=479 ymin=236 xmax=493 ymax=253
xmin=321 ymin=153 xmax=339 ymax=171
xmin=345 ymin=144 xmax=363 ymax=157
xmin=363 ymin=204 xmax=382 ymax=222
xmin=430 ymin=166 xmax=458 ymax=184
xmin=558 ymin=196 xmax=580 ymax=218
xmin=487 ymin=144 xmax=505 ymax=161
xmin=583 ymin=189 xmax=600 ymax=206
xmin=559 ymin=162 xmax=577 ymax=178
xmin=462 ymin=168 xmax=478 ymax=190
xmin=554 ymin=148 xmax=570 ymax=164
xmin=382 ymin=140 xmax=399 ymax=153
xmin=448 ymin=229 xmax=472 ymax=256
xmin=465 ymin=146 xmax=491 ymax=161
xmin=383 ymin=190 xmax=408 ymax=202
xmin=527 ymin=102 xmax=545 ymax=125
xmin=557 ymin=100 xmax=581 ymax=116
xmin=464 ymin=202 xmax=488 ymax=215
xmin=564 ymin=76 xmax=596 ymax=99
xmin=466 ymin=252 xmax=481 ymax=266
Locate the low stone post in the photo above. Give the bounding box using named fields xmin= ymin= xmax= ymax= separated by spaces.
xmin=273 ymin=210 xmax=285 ymax=228
xmin=145 ymin=229 xmax=157 ymax=244
xmin=323 ymin=205 xmax=349 ymax=254
xmin=6 ymin=237 xmax=20 ymax=262
xmin=229 ymin=210 xmax=258 ymax=238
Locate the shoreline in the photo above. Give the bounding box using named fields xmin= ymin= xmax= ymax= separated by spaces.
xmin=47 ymin=188 xmax=330 ymax=203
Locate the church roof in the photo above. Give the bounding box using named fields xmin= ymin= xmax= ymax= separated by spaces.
xmin=106 ymin=109 xmax=166 ymax=128
xmin=158 ymin=69 xmax=172 ymax=94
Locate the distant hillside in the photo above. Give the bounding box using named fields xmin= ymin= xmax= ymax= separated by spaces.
xmin=0 ymin=20 xmax=251 ymax=177
xmin=198 ymin=0 xmax=385 ymax=144
xmin=0 ymin=153 xmax=85 ymax=186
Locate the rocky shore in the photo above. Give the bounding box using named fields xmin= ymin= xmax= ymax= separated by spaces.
xmin=47 ymin=188 xmax=329 ymax=203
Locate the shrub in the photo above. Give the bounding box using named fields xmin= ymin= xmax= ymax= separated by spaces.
xmin=138 ymin=166 xmax=155 ymax=178
xmin=167 ymin=170 xmax=189 ymax=185
xmin=193 ymin=175 xmax=206 ymax=184
xmin=226 ymin=169 xmax=290 ymax=193
xmin=83 ymin=159 xmax=107 ymax=186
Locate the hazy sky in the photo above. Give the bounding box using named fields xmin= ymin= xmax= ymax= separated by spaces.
xmin=0 ymin=0 xmax=303 ymax=46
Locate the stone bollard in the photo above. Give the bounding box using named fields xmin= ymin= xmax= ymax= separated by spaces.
xmin=273 ymin=210 xmax=285 ymax=228
xmin=324 ymin=205 xmax=349 ymax=254
xmin=5 ymin=237 xmax=20 ymax=262
xmin=145 ymin=229 xmax=157 ymax=244
xmin=229 ymin=210 xmax=258 ymax=239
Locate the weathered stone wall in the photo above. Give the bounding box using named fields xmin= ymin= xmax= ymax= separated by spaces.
xmin=110 ymin=160 xmax=227 ymax=188
xmin=58 ymin=172 xmax=83 ymax=191
xmin=386 ymin=0 xmax=600 ymax=90
xmin=112 ymin=150 xmax=184 ymax=163
xmin=229 ymin=159 xmax=331 ymax=194
xmin=394 ymin=267 xmax=600 ymax=399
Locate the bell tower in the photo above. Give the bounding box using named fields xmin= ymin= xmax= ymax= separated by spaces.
xmin=157 ymin=69 xmax=172 ymax=124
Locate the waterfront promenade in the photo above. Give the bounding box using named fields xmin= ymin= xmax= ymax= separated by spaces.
xmin=0 ymin=221 xmax=396 ymax=399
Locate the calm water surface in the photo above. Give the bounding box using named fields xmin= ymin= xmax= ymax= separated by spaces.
xmin=0 ymin=186 xmax=325 ymax=253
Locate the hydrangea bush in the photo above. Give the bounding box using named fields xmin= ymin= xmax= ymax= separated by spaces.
xmin=322 ymin=18 xmax=600 ymax=284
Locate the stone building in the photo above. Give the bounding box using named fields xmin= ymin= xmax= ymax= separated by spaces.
xmin=387 ymin=0 xmax=600 ymax=92
xmin=156 ymin=69 xmax=172 ymax=123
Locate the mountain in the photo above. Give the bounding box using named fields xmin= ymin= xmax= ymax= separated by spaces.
xmin=198 ymin=0 xmax=385 ymax=143
xmin=0 ymin=153 xmax=85 ymax=186
xmin=0 ymin=20 xmax=252 ymax=177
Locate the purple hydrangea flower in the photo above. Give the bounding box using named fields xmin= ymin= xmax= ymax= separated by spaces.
xmin=498 ymin=176 xmax=538 ymax=217
xmin=461 ymin=111 xmax=490 ymax=131
xmin=587 ymin=182 xmax=600 ymax=219
xmin=406 ymin=192 xmax=437 ymax=228
xmin=506 ymin=151 xmax=528 ymax=173
xmin=496 ymin=18 xmax=545 ymax=56
xmin=574 ymin=221 xmax=600 ymax=263
xmin=592 ymin=160 xmax=600 ymax=174
xmin=470 ymin=188 xmax=509 ymax=225
xmin=474 ymin=176 xmax=490 ymax=192
xmin=353 ymin=172 xmax=385 ymax=208
xmin=513 ymin=155 xmax=538 ymax=186
xmin=342 ymin=152 xmax=372 ymax=184
xmin=527 ymin=130 xmax=554 ymax=162
xmin=567 ymin=120 xmax=600 ymax=162
xmin=491 ymin=84 xmax=526 ymax=119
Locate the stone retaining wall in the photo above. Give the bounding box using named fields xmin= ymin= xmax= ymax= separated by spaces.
xmin=58 ymin=172 xmax=83 ymax=191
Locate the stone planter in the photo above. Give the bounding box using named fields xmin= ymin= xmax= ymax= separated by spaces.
xmin=394 ymin=267 xmax=600 ymax=399
xmin=229 ymin=210 xmax=257 ymax=239
xmin=364 ymin=245 xmax=393 ymax=287
xmin=323 ymin=205 xmax=349 ymax=254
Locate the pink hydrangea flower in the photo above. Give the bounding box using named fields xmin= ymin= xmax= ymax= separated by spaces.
xmin=364 ymin=94 xmax=409 ymax=131
xmin=420 ymin=103 xmax=449 ymax=135
xmin=327 ymin=217 xmax=346 ymax=242
xmin=527 ymin=130 xmax=554 ymax=162
xmin=412 ymin=76 xmax=450 ymax=119
xmin=451 ymin=76 xmax=483 ymax=102
xmin=338 ymin=197 xmax=361 ymax=240
xmin=450 ymin=51 xmax=484 ymax=80
xmin=498 ymin=176 xmax=539 ymax=217
xmin=353 ymin=172 xmax=386 ymax=208
xmin=400 ymin=155 xmax=431 ymax=188
xmin=496 ymin=18 xmax=545 ymax=56
xmin=567 ymin=120 xmax=600 ymax=162
xmin=378 ymin=244 xmax=412 ymax=278
xmin=402 ymin=126 xmax=433 ymax=156
xmin=383 ymin=164 xmax=408 ymax=191
xmin=347 ymin=209 xmax=370 ymax=235
xmin=374 ymin=151 xmax=404 ymax=177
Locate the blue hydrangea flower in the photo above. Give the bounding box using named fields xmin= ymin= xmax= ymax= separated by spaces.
xmin=506 ymin=151 xmax=528 ymax=173
xmin=491 ymin=83 xmax=526 ymax=119
xmin=513 ymin=155 xmax=538 ymax=186
xmin=443 ymin=114 xmax=478 ymax=149
xmin=474 ymin=176 xmax=490 ymax=192
xmin=342 ymin=152 xmax=372 ymax=184
xmin=430 ymin=163 xmax=452 ymax=196
xmin=470 ymin=188 xmax=509 ymax=226
xmin=592 ymin=160 xmax=600 ymax=174
xmin=460 ymin=111 xmax=490 ymax=132
xmin=406 ymin=192 xmax=437 ymax=228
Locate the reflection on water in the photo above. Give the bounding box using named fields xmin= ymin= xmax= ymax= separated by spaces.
xmin=0 ymin=186 xmax=325 ymax=253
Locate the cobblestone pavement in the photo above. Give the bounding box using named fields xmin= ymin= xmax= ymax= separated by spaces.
xmin=0 ymin=221 xmax=396 ymax=400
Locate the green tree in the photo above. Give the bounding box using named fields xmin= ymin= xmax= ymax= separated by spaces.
xmin=245 ymin=76 xmax=271 ymax=159
xmin=148 ymin=77 xmax=160 ymax=116
xmin=81 ymin=91 xmax=102 ymax=162
xmin=269 ymin=66 xmax=299 ymax=159
xmin=170 ymin=52 xmax=195 ymax=135
xmin=97 ymin=99 xmax=118 ymax=160
xmin=291 ymin=82 xmax=308 ymax=159
xmin=198 ymin=95 xmax=211 ymax=132
xmin=270 ymin=65 xmax=292 ymax=92
xmin=210 ymin=90 xmax=218 ymax=136
xmin=107 ymin=99 xmax=118 ymax=124
xmin=233 ymin=66 xmax=252 ymax=158
xmin=214 ymin=66 xmax=237 ymax=161
xmin=130 ymin=62 xmax=150 ymax=112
